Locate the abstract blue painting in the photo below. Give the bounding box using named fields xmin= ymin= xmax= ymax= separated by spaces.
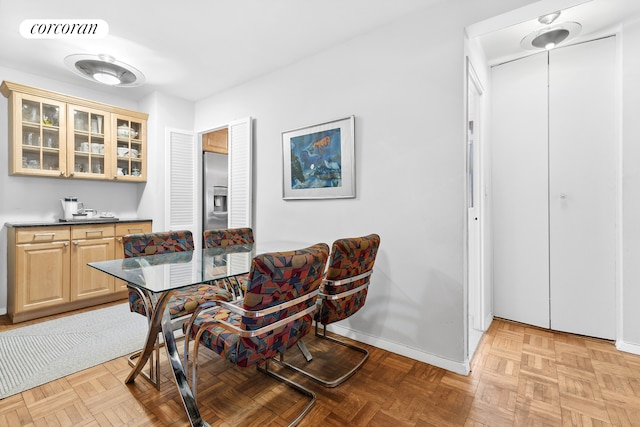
xmin=289 ymin=128 xmax=342 ymax=189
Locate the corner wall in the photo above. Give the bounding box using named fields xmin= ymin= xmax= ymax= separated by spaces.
xmin=194 ymin=0 xmax=536 ymax=372
xmin=621 ymin=19 xmax=640 ymax=350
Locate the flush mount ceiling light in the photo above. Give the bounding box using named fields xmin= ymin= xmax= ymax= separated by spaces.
xmin=64 ymin=54 xmax=145 ymax=87
xmin=520 ymin=21 xmax=582 ymax=51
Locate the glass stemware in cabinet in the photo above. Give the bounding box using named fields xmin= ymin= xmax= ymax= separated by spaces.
xmin=20 ymin=98 xmax=63 ymax=174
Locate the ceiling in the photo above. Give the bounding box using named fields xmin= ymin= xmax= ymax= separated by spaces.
xmin=471 ymin=0 xmax=640 ymax=65
xmin=2 ymin=1 xmax=639 ymax=103
xmin=0 ymin=0 xmax=439 ymax=102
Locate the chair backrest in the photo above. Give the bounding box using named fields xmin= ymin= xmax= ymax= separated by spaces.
xmin=241 ymin=243 xmax=329 ymax=359
xmin=316 ymin=234 xmax=381 ymax=326
xmin=203 ymin=227 xmax=254 ymax=248
xmin=123 ymin=230 xmax=194 ymax=258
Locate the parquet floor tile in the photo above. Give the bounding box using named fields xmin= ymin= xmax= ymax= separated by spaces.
xmin=4 ymin=305 xmax=640 ymax=426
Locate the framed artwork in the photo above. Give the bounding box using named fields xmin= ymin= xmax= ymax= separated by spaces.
xmin=282 ymin=116 xmax=355 ymax=200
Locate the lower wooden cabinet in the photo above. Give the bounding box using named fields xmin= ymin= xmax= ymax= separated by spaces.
xmin=14 ymin=230 xmax=70 ymax=312
xmin=6 ymin=220 xmax=151 ymax=323
xmin=71 ymin=224 xmax=116 ymax=300
xmin=114 ymin=221 xmax=152 ymax=291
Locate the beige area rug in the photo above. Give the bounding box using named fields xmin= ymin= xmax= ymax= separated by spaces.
xmin=0 ymin=303 xmax=148 ymax=399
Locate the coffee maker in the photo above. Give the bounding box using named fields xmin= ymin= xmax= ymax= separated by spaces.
xmin=60 ymin=197 xmax=78 ymax=220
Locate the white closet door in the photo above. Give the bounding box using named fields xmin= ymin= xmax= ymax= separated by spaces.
xmin=548 ymin=37 xmax=616 ymax=339
xmin=491 ymin=53 xmax=550 ymax=328
xmin=166 ymin=129 xmax=197 ymax=233
xmin=228 ymin=117 xmax=252 ymax=229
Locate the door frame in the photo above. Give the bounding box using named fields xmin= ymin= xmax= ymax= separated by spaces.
xmin=466 ymin=57 xmax=487 ymax=359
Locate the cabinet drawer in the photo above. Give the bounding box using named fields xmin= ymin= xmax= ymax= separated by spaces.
xmin=116 ymin=221 xmax=152 ymax=237
xmin=71 ymin=224 xmax=115 ymax=239
xmin=16 ymin=227 xmax=70 ymax=244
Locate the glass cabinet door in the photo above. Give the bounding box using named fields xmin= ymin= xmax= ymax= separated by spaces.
xmin=68 ymin=105 xmax=110 ymax=179
xmin=14 ymin=94 xmax=66 ymax=176
xmin=114 ymin=114 xmax=145 ymax=181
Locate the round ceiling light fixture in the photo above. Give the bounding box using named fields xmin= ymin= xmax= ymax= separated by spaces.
xmin=520 ymin=22 xmax=582 ymax=51
xmin=64 ymin=54 xmax=145 ymax=87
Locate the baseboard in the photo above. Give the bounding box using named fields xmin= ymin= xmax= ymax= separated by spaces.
xmin=616 ymin=339 xmax=640 ymax=355
xmin=326 ymin=324 xmax=470 ymax=376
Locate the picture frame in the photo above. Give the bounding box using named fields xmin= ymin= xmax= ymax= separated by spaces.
xmin=282 ymin=116 xmax=355 ymax=200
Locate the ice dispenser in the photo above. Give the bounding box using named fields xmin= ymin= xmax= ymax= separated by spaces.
xmin=213 ymin=186 xmax=227 ymax=213
xmin=204 ymin=185 xmax=228 ymax=230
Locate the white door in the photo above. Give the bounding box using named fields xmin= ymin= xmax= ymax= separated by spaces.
xmin=228 ymin=117 xmax=253 ymax=229
xmin=492 ymin=37 xmax=617 ymax=339
xmin=166 ymin=128 xmax=197 ymax=234
xmin=548 ymin=37 xmax=616 ymax=339
xmin=492 ymin=52 xmax=550 ymax=329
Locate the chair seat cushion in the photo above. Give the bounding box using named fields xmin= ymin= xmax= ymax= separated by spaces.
xmin=188 ymin=307 xmax=313 ymax=367
xmin=129 ymin=282 xmax=232 ymax=319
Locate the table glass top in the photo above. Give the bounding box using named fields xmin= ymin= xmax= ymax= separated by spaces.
xmin=88 ymin=244 xmax=255 ymax=293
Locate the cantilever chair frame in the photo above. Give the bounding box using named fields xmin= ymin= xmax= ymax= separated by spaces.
xmin=183 ymin=290 xmax=321 ymax=426
xmin=122 ymin=231 xmax=231 ymax=390
xmin=126 ymin=286 xmax=161 ymax=386
xmin=202 ymin=227 xmax=254 ymax=300
xmin=277 ymin=269 xmax=373 ymax=387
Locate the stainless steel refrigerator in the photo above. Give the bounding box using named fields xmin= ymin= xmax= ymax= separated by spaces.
xmin=203 ymin=152 xmax=228 ymax=231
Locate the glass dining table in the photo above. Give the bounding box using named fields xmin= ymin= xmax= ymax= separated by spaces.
xmin=88 ymin=243 xmax=256 ymax=427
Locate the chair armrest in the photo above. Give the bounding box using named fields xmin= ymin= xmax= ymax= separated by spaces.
xmin=211 ymin=303 xmax=318 ymax=338
xmin=217 ymin=289 xmax=320 ymax=318
xmin=320 ymin=270 xmax=372 ymax=301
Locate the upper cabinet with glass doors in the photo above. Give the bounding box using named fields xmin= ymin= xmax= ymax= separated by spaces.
xmin=113 ymin=113 xmax=146 ymax=181
xmin=68 ymin=105 xmax=110 ymax=179
xmin=0 ymin=81 xmax=147 ymax=182
xmin=11 ymin=92 xmax=67 ymax=177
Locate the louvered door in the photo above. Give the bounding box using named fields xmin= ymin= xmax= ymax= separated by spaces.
xmin=167 ymin=129 xmax=197 ymax=234
xmin=228 ymin=117 xmax=252 ymax=229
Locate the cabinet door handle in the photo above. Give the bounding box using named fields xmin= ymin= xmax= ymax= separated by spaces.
xmin=86 ymin=230 xmax=104 ymax=237
xmin=63 ymin=242 xmax=69 ymax=247
xmin=34 ymin=233 xmax=55 ymax=240
xmin=60 ymin=171 xmax=65 ymax=177
xmin=69 ymin=172 xmax=75 ymax=177
xmin=73 ymin=241 xmax=79 ymax=246
xmin=128 ymin=228 xmax=144 ymax=233
xmin=117 ymin=237 xmax=123 ymax=242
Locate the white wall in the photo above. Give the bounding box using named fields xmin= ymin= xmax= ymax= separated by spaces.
xmin=0 ymin=0 xmax=545 ymax=373
xmin=621 ymin=20 xmax=640 ymax=350
xmin=137 ymin=91 xmax=195 ymax=230
xmin=194 ymin=0 xmax=536 ymax=373
xmin=0 ymin=66 xmax=147 ymax=314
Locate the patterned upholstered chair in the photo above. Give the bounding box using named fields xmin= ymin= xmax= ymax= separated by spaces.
xmin=203 ymin=227 xmax=254 ymax=299
xmin=203 ymin=227 xmax=254 ymax=248
xmin=184 ymin=243 xmax=329 ymax=426
xmin=278 ymin=234 xmax=380 ymax=387
xmin=123 ymin=230 xmax=232 ymax=388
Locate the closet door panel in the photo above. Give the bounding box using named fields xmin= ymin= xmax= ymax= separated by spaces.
xmin=548 ymin=37 xmax=616 ymax=339
xmin=491 ymin=53 xmax=550 ymax=328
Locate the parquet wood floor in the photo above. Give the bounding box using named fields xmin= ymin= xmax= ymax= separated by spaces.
xmin=2 ymin=303 xmax=640 ymax=426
